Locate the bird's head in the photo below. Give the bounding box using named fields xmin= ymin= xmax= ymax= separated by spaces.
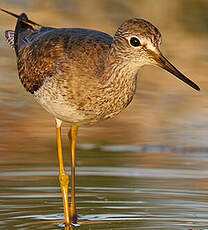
xmin=113 ymin=18 xmax=200 ymax=91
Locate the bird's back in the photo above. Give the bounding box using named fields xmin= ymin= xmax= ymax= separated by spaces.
xmin=4 ymin=10 xmax=113 ymax=94
xmin=17 ymin=27 xmax=113 ymax=93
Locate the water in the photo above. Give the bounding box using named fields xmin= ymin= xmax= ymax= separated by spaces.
xmin=1 ymin=146 xmax=208 ymax=229
xmin=1 ymin=0 xmax=208 ymax=229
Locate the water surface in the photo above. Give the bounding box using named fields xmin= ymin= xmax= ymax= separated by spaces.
xmin=1 ymin=146 xmax=208 ymax=229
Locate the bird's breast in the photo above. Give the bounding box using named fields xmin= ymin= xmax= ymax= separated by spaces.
xmin=33 ymin=73 xmax=137 ymax=125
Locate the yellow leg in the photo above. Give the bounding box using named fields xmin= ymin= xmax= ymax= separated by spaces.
xmin=68 ymin=125 xmax=78 ymax=224
xmin=56 ymin=119 xmax=70 ymax=225
xmin=65 ymin=224 xmax=75 ymax=230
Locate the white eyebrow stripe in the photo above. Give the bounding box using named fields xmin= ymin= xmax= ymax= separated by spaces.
xmin=140 ymin=37 xmax=156 ymax=50
xmin=146 ymin=41 xmax=157 ymax=52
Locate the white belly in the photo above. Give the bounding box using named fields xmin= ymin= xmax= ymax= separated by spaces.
xmin=33 ymin=77 xmax=87 ymax=124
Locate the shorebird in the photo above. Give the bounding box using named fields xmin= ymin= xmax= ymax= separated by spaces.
xmin=1 ymin=9 xmax=199 ymax=226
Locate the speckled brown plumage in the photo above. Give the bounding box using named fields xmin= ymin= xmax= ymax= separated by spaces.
xmin=18 ymin=28 xmax=113 ymax=94
xmin=3 ymin=10 xmax=199 ymax=126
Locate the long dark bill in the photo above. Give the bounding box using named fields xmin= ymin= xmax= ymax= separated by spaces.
xmin=157 ymin=53 xmax=200 ymax=91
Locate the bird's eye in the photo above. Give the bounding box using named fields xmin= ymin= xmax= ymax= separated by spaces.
xmin=129 ymin=37 xmax=141 ymax=47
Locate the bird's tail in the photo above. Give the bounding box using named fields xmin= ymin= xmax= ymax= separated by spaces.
xmin=1 ymin=9 xmax=41 ymax=28
xmin=1 ymin=8 xmax=41 ymax=55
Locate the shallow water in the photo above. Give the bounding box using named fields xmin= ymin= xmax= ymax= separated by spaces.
xmin=1 ymin=0 xmax=208 ymax=229
xmin=1 ymin=146 xmax=208 ymax=229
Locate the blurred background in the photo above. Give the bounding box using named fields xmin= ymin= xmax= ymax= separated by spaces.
xmin=0 ymin=0 xmax=208 ymax=229
xmin=0 ymin=0 xmax=207 ymax=153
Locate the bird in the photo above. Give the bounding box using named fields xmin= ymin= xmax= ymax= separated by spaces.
xmin=1 ymin=8 xmax=200 ymax=226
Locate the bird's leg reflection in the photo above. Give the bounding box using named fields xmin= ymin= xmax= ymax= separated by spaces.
xmin=68 ymin=125 xmax=78 ymax=224
xmin=65 ymin=224 xmax=75 ymax=230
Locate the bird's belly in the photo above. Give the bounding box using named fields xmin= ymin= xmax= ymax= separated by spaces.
xmin=33 ymin=76 xmax=136 ymax=125
xmin=33 ymin=77 xmax=93 ymax=125
xmin=34 ymin=94 xmax=124 ymax=126
xmin=33 ymin=77 xmax=122 ymax=125
xmin=36 ymin=97 xmax=87 ymax=124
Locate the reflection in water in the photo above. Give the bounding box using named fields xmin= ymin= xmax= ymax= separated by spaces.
xmin=67 ymin=226 xmax=75 ymax=230
xmin=1 ymin=147 xmax=208 ymax=229
xmin=0 ymin=0 xmax=208 ymax=229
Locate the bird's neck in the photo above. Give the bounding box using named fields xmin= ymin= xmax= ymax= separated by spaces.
xmin=93 ymin=46 xmax=138 ymax=115
xmin=98 ymin=45 xmax=139 ymax=87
